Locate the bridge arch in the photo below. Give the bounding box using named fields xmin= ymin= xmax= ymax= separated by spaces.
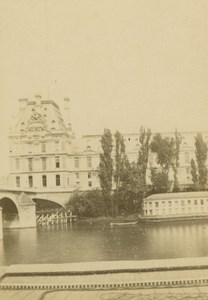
xmin=0 ymin=194 xmax=19 ymax=213
xmin=0 ymin=197 xmax=19 ymax=214
xmin=32 ymin=198 xmax=64 ymax=211
xmin=0 ymin=196 xmax=19 ymax=228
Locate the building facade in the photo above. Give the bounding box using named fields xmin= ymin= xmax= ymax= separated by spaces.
xmin=9 ymin=96 xmax=100 ymax=191
xmin=8 ymin=95 xmax=208 ymax=192
xmin=143 ymin=192 xmax=208 ymax=218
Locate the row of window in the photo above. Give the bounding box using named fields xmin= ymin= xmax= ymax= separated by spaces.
xmin=15 ymin=156 xmax=93 ymax=171
xmin=145 ymin=206 xmax=208 ymax=216
xmin=16 ymin=175 xmax=61 ymax=188
xmin=12 ymin=141 xmax=65 ymax=154
xmin=75 ymin=172 xmax=93 ymax=179
xmin=15 ymin=174 xmax=93 ymax=188
xmin=28 ymin=141 xmax=66 ymax=153
xmin=74 ymin=156 xmax=92 ymax=168
xmin=145 ymin=199 xmax=207 ymax=208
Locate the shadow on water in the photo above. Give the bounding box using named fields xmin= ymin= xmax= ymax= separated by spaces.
xmin=1 ymin=219 xmax=208 ymax=265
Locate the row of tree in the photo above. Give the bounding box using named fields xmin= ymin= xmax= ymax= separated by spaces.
xmin=67 ymin=129 xmax=208 ymax=218
xmin=98 ymin=128 xmax=183 ymax=216
xmin=98 ymin=129 xmax=208 ymax=216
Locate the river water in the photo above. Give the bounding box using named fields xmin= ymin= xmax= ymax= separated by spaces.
xmin=1 ymin=220 xmax=208 ymax=265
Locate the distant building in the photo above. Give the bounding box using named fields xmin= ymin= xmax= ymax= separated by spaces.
xmin=143 ymin=192 xmax=208 ymax=219
xmin=8 ymin=95 xmax=100 ymax=191
xmin=8 ymin=95 xmax=208 ymax=191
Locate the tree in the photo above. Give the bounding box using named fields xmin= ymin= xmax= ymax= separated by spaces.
xmin=190 ymin=158 xmax=199 ymax=191
xmin=137 ymin=127 xmax=151 ymax=187
xmin=116 ymin=160 xmax=143 ymax=214
xmin=150 ymin=133 xmax=175 ymax=193
xmin=114 ymin=131 xmax=127 ymax=190
xmin=98 ymin=128 xmax=113 ymax=216
xmin=113 ymin=131 xmax=128 ymax=215
xmin=150 ymin=133 xmax=175 ymax=173
xmin=150 ymin=168 xmax=171 ymax=193
xmin=195 ymin=133 xmax=208 ymax=190
xmin=65 ymin=190 xmax=105 ymax=218
xmin=172 ymin=130 xmax=182 ymax=192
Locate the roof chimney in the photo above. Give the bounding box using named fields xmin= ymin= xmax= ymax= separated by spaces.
xmin=35 ymin=94 xmax=42 ymax=106
xmin=64 ymin=97 xmax=71 ymax=127
xmin=18 ymin=98 xmax=28 ymax=112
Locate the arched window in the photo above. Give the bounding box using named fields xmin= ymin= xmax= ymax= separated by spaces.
xmin=42 ymin=175 xmax=47 ymax=187
xmin=15 ymin=158 xmax=20 ymax=170
xmin=61 ymin=141 xmax=65 ymax=151
xmin=28 ymin=176 xmax=33 ymax=188
xmin=74 ymin=157 xmax=79 ymax=168
xmin=56 ymin=175 xmax=60 ymax=186
xmin=16 ymin=176 xmax=20 ymax=187
xmin=41 ymin=143 xmax=46 ymax=153
xmin=87 ymin=156 xmax=92 ymax=168
xmin=55 ymin=156 xmax=60 ymax=168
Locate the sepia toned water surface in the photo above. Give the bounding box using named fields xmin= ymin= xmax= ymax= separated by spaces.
xmin=1 ymin=220 xmax=208 ymax=265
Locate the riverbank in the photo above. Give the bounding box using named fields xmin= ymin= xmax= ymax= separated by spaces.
xmin=1 ymin=257 xmax=208 ymax=297
xmin=77 ymin=213 xmax=140 ymax=224
xmin=76 ymin=213 xmax=208 ymax=225
xmin=140 ymin=214 xmax=208 ymax=223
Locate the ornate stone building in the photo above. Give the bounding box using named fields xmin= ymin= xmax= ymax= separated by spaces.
xmin=8 ymin=95 xmax=208 ymax=191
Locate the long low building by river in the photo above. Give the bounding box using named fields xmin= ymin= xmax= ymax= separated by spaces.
xmin=143 ymin=191 xmax=208 ymax=219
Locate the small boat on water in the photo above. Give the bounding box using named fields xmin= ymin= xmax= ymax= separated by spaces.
xmin=110 ymin=221 xmax=137 ymax=226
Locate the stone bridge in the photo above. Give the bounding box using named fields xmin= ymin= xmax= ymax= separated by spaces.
xmin=0 ymin=187 xmax=74 ymax=229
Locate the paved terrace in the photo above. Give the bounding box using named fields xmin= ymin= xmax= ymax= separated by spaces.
xmin=1 ymin=257 xmax=208 ymax=299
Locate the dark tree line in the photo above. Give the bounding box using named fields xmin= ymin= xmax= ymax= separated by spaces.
xmin=98 ymin=127 xmax=152 ymax=216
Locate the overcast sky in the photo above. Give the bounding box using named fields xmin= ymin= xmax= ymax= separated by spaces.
xmin=0 ymin=0 xmax=208 ymax=175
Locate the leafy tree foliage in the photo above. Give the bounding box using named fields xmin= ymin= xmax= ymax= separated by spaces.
xmin=113 ymin=131 xmax=128 ymax=215
xmin=150 ymin=168 xmax=171 ymax=193
xmin=172 ymin=130 xmax=182 ymax=192
xmin=150 ymin=133 xmax=175 ymax=173
xmin=114 ymin=131 xmax=127 ymax=189
xmin=66 ymin=190 xmax=105 ymax=218
xmin=114 ymin=161 xmax=143 ymax=214
xmin=195 ymin=133 xmax=208 ymax=190
xmin=190 ymin=158 xmax=199 ymax=191
xmin=137 ymin=127 xmax=151 ymax=187
xmin=150 ymin=133 xmax=175 ymax=193
xmin=98 ymin=128 xmax=113 ymax=216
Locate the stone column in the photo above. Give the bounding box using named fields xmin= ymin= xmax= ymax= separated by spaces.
xmin=18 ymin=205 xmax=36 ymax=228
xmin=18 ymin=193 xmax=36 ymax=228
xmin=0 ymin=208 xmax=2 ymax=239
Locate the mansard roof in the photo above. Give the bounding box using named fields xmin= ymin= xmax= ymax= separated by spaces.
xmin=12 ymin=97 xmax=68 ymax=136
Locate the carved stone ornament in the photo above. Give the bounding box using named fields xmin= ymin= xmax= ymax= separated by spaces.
xmin=31 ymin=111 xmax=43 ymax=121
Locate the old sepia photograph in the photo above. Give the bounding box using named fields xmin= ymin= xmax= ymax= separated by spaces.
xmin=1 ymin=0 xmax=208 ymax=299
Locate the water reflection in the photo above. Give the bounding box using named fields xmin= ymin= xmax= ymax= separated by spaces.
xmin=1 ymin=220 xmax=208 ymax=265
